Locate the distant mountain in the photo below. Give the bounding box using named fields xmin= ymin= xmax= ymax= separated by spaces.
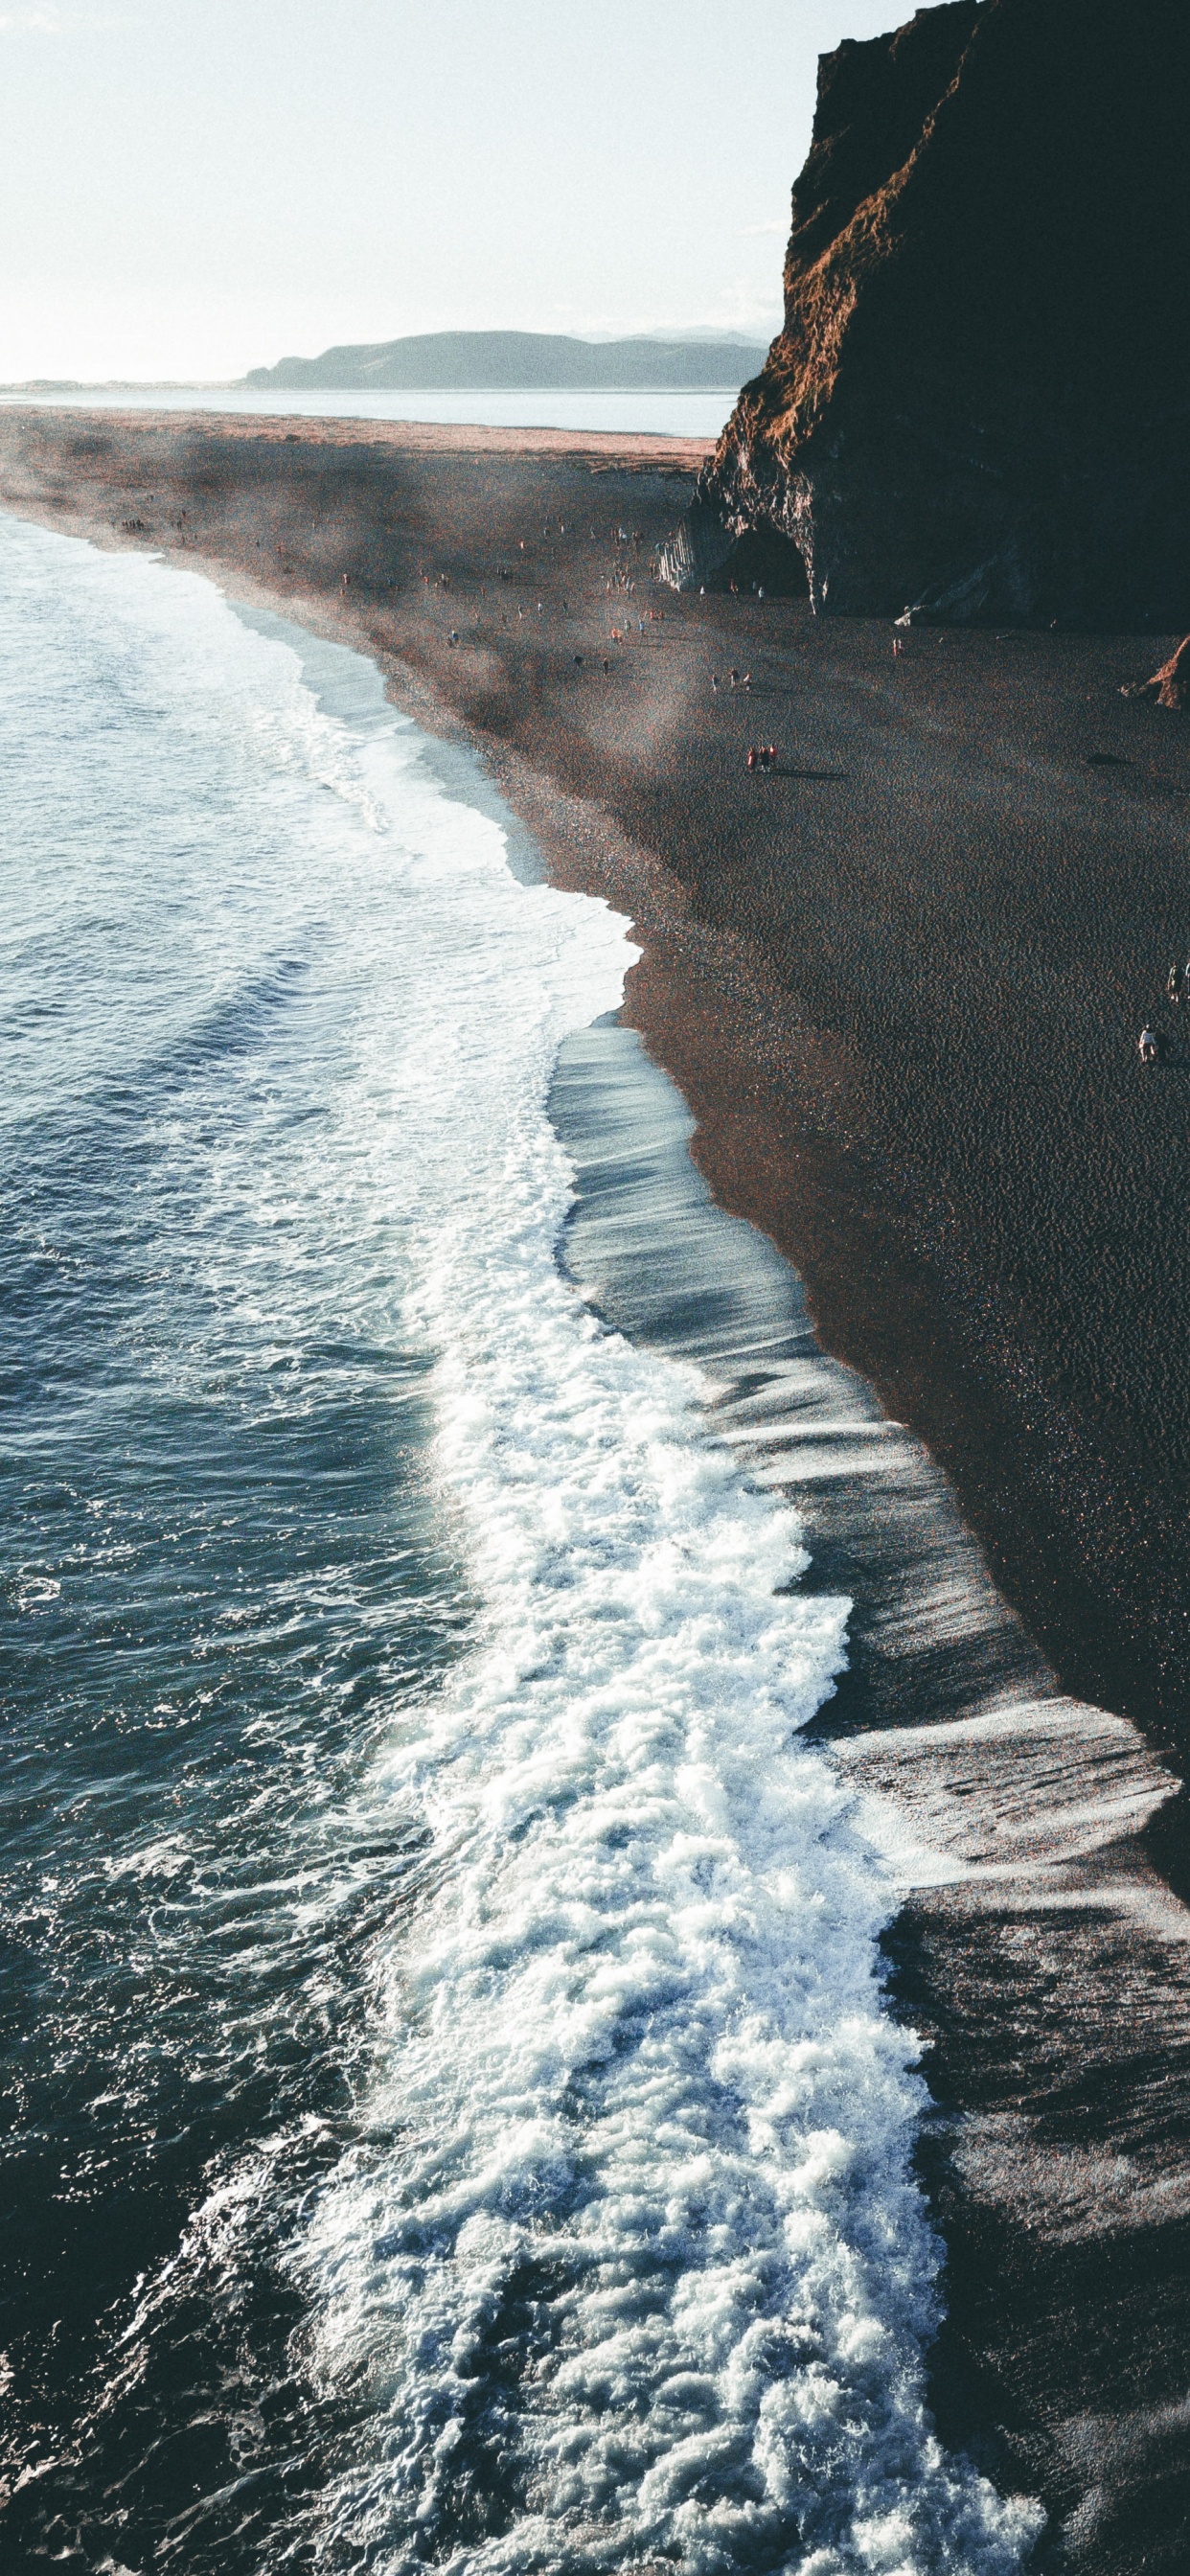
xmin=242 ymin=330 xmax=769 ymax=393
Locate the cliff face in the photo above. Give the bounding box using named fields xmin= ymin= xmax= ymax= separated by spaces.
xmin=684 ymin=0 xmax=1190 ymax=624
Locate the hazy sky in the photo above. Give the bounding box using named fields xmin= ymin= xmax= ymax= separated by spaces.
xmin=2 ymin=0 xmax=908 ymax=381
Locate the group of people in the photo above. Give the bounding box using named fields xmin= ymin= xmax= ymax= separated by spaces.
xmin=746 ymin=744 xmax=779 ymax=771
xmin=1137 ymin=955 xmax=1190 ymax=1060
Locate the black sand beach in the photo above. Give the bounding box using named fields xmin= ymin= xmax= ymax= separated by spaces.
xmin=4 ymin=406 xmax=1185 ymax=1746
xmin=6 ymin=405 xmax=1190 ymax=2568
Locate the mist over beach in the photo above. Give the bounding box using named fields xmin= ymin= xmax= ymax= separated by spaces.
xmin=4 ymin=6 xmax=1190 ymax=2574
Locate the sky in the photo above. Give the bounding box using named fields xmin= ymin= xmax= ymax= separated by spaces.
xmin=1 ymin=0 xmax=909 ymax=382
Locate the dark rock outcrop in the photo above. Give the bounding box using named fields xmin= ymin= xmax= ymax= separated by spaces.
xmin=678 ymin=0 xmax=1190 ymax=626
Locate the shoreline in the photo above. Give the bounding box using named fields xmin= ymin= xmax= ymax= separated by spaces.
xmin=3 ymin=404 xmax=1187 ymax=1758
xmin=8 ymin=409 xmax=1190 ymax=2563
xmin=0 ymin=400 xmax=713 ymax=462
xmin=241 ymin=558 xmax=1190 ymax=2573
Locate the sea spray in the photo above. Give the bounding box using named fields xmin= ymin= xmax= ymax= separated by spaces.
xmin=302 ymin=1359 xmax=1040 ymax=2568
xmin=0 ymin=512 xmax=1041 ymax=2573
xmin=257 ymin=626 xmax=1039 ymax=2568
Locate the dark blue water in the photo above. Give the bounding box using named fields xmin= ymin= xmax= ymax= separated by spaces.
xmin=0 ymin=518 xmax=486 ymax=2568
xmin=0 ymin=515 xmax=1039 ymax=2575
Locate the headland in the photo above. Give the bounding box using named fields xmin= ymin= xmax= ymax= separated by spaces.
xmin=694 ymin=0 xmax=1190 ymax=628
xmin=5 ymin=402 xmax=1190 ymax=2566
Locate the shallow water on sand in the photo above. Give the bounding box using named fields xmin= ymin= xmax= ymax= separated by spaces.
xmin=0 ymin=514 xmax=1039 ymax=2573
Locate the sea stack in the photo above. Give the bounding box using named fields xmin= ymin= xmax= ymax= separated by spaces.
xmin=671 ymin=0 xmax=1190 ymax=625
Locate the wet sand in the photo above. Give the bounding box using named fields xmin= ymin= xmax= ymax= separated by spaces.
xmin=4 ymin=406 xmax=1185 ymax=1747
xmin=6 ymin=405 xmax=1190 ymax=2568
xmin=553 ymin=1010 xmax=1190 ymax=2576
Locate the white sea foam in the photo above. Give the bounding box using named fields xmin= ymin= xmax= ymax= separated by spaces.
xmin=231 ymin=625 xmax=1039 ymax=2566
xmin=0 ymin=515 xmax=1041 ymax=2570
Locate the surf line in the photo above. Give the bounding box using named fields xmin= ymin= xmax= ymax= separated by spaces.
xmin=190 ymin=595 xmax=1041 ymax=2568
xmin=550 ymin=1005 xmax=1190 ymax=2554
xmin=215 ymin=575 xmax=1186 ymax=2564
xmin=183 ymin=566 xmax=1171 ymax=2563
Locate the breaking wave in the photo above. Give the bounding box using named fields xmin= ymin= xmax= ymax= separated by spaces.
xmin=0 ymin=513 xmax=1040 ymax=2574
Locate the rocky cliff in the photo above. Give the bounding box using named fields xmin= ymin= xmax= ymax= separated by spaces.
xmin=674 ymin=0 xmax=1190 ymax=625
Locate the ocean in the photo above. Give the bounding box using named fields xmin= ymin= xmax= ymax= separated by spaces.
xmin=0 ymin=389 xmax=733 ymax=439
xmin=0 ymin=511 xmax=1041 ymax=2573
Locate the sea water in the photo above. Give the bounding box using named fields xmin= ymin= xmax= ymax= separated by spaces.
xmin=0 ymin=513 xmax=1040 ymax=2573
xmin=0 ymin=387 xmax=736 ymax=438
